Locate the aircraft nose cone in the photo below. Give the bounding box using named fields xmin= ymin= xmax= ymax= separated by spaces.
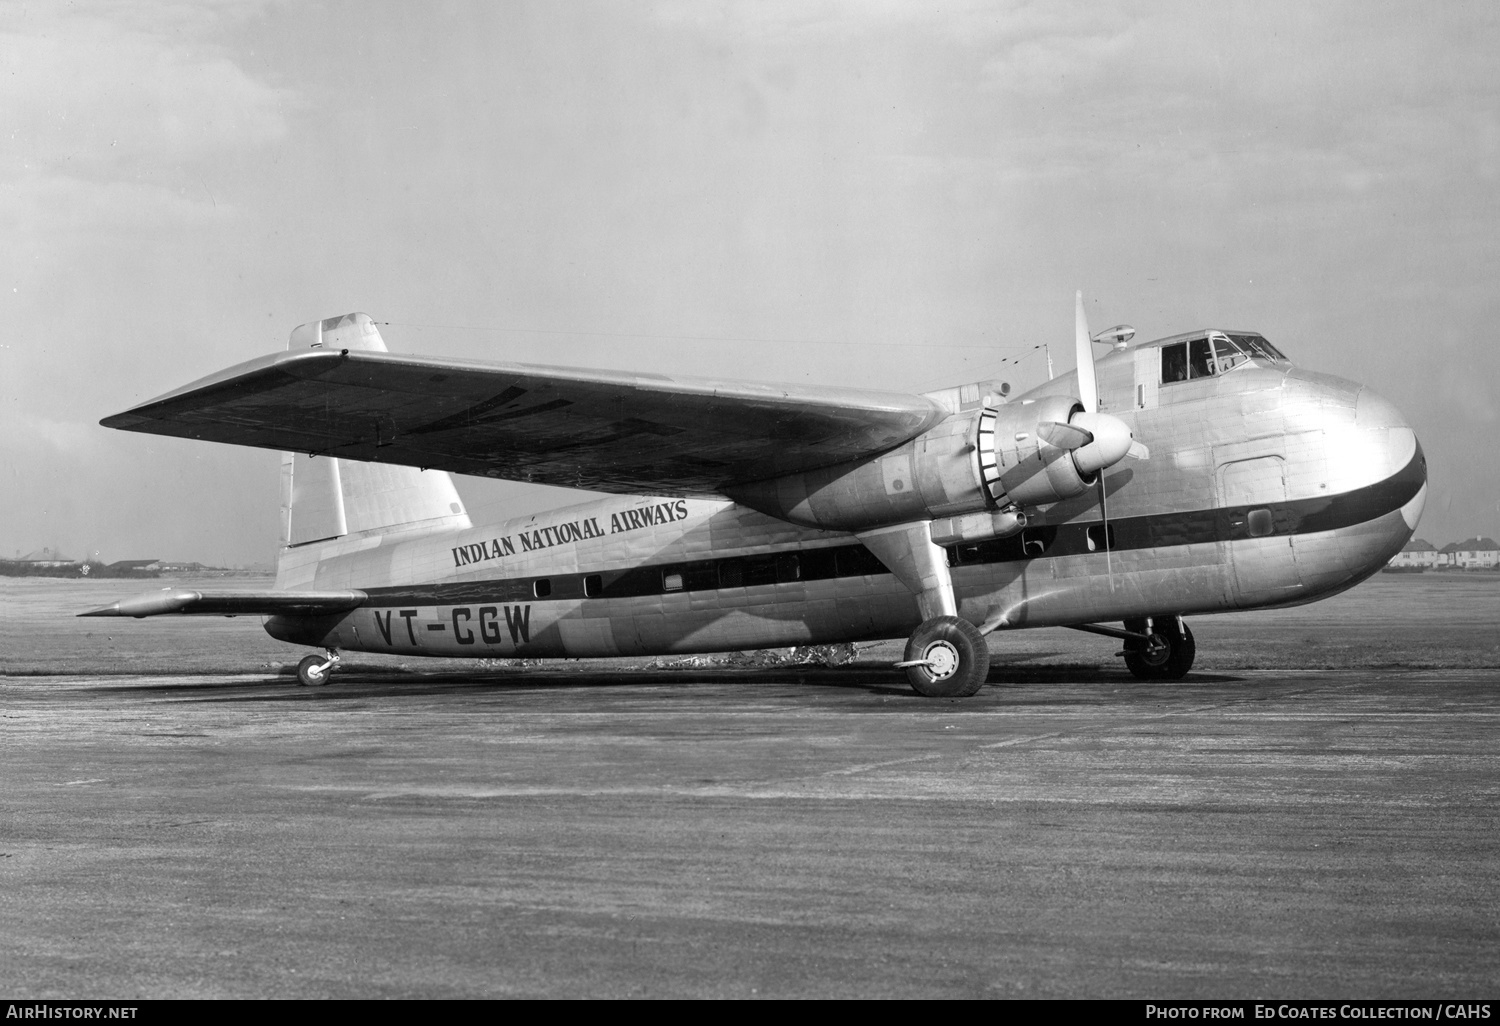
xmin=1069 ymin=411 xmax=1133 ymax=476
xmin=1286 ymin=377 xmax=1427 ymax=597
xmin=1306 ymin=381 xmax=1422 ymax=498
xmin=1356 ymin=387 xmax=1427 ymax=530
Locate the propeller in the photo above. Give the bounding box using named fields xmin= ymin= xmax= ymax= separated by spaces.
xmin=1070 ymin=290 xmax=1147 ymax=589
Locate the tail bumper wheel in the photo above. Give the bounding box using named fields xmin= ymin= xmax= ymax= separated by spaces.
xmin=296 ymin=653 xmax=335 ymax=687
xmin=1123 ymin=618 xmax=1196 ymax=680
xmin=899 ymin=616 xmax=991 ymax=697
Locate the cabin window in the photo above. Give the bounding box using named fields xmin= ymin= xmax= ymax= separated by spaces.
xmin=738 ymin=555 xmax=781 ymax=587
xmin=1021 ymin=527 xmax=1054 ymax=557
xmin=718 ymin=561 xmax=743 ymax=588
xmin=776 ymin=553 xmax=801 ymax=583
xmin=583 ymin=574 xmax=602 ymax=597
xmin=533 ymin=578 xmax=552 ymax=598
xmin=1247 ymin=508 xmax=1275 ymax=537
xmin=836 ymin=546 xmax=887 ymax=577
xmin=799 ymin=548 xmax=839 ymax=580
xmin=1086 ymin=524 xmax=1116 ymax=552
xmin=661 ymin=563 xmax=716 ymax=592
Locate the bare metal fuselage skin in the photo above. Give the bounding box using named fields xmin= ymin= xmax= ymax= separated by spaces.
xmin=264 ymin=344 xmax=1426 ymax=659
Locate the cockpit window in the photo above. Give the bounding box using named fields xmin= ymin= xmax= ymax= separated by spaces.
xmin=1189 ymin=337 xmax=1216 ymax=378
xmin=1227 ymin=333 xmax=1287 ymax=362
xmin=1162 ymin=338 xmax=1220 ymax=381
xmin=1162 ymin=332 xmax=1289 ymax=385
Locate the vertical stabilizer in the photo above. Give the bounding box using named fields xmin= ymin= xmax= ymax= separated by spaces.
xmin=281 ymin=453 xmax=347 ymax=546
xmin=279 ymin=313 xmax=473 ymax=552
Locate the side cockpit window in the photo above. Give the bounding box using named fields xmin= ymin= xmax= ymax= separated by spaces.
xmin=1161 ymin=342 xmax=1188 ymax=382
xmin=1161 ymin=338 xmax=1217 ymax=382
xmin=1188 ymin=337 xmax=1216 ymax=378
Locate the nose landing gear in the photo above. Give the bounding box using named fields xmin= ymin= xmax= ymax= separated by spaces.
xmin=296 ymin=649 xmax=340 ymax=686
xmin=1122 ymin=617 xmax=1195 ymax=679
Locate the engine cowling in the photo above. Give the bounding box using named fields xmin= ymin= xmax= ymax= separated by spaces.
xmin=724 ymin=392 xmax=1135 ymax=533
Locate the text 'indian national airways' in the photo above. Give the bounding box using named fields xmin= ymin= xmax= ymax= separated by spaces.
xmin=451 ymin=500 xmax=690 ymax=569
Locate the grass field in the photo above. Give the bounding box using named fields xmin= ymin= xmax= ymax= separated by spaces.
xmin=3 ymin=571 xmax=1497 ymax=677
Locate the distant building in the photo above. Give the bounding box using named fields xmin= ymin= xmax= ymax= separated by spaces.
xmin=17 ymin=546 xmax=76 ymax=567
xmin=1437 ymin=538 xmax=1500 ymax=570
xmin=155 ymin=560 xmax=210 ymax=573
xmin=1386 ymin=538 xmax=1437 ymax=570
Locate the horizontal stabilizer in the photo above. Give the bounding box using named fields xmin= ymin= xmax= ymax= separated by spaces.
xmin=79 ymin=589 xmax=366 ymax=618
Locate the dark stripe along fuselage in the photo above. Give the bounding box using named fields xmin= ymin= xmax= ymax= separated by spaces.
xmin=267 ymin=441 xmax=1425 ymax=657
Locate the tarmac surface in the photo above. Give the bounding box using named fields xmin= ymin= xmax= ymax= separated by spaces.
xmin=5 ymin=663 xmax=1499 ymax=999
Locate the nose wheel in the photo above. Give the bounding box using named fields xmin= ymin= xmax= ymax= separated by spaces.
xmin=897 ymin=616 xmax=991 ymax=697
xmin=296 ymin=650 xmax=339 ymax=686
xmin=1122 ymin=618 xmax=1195 ymax=679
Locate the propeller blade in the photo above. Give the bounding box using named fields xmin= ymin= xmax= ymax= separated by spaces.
xmin=1038 ymin=420 xmax=1094 ymax=450
xmin=1099 ymin=473 xmax=1114 ymax=591
xmin=1127 ymin=440 xmax=1151 ymax=460
xmin=1075 ymin=290 xmax=1097 ymax=414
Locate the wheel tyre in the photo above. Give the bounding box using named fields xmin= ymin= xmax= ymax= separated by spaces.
xmin=297 ymin=654 xmax=331 ymax=687
xmin=1123 ymin=620 xmax=1196 ymax=680
xmin=1161 ymin=623 xmax=1196 ymax=679
xmin=1124 ymin=649 xmax=1159 ymax=679
xmin=1123 ymin=618 xmax=1168 ymax=679
xmin=903 ymin=616 xmax=990 ymax=698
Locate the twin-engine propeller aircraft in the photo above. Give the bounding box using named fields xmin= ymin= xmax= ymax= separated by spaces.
xmin=84 ymin=295 xmax=1426 ymax=696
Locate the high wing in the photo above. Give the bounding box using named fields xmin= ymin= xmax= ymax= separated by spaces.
xmin=80 ymin=589 xmax=366 ymax=618
xmin=101 ymin=349 xmax=949 ymax=495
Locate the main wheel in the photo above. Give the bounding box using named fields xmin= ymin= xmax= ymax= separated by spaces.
xmin=297 ymin=654 xmax=333 ymax=687
xmin=1161 ymin=622 xmax=1196 ymax=679
xmin=1123 ymin=619 xmax=1196 ymax=680
xmin=902 ymin=616 xmax=990 ymax=698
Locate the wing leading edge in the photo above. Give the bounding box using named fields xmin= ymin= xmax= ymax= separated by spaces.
xmin=101 ymin=349 xmax=949 ymax=496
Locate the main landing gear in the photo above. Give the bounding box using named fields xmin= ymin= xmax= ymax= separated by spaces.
xmin=853 ymin=521 xmax=995 ymax=698
xmin=898 ymin=616 xmax=991 ymax=698
xmin=296 ymin=649 xmax=339 ymax=686
xmin=1121 ymin=617 xmax=1195 ymax=679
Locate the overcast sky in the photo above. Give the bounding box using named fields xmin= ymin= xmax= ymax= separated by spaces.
xmin=4 ymin=0 xmax=1497 ymax=564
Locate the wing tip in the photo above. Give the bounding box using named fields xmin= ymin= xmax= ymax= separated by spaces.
xmin=77 ymin=604 xmax=122 ymax=618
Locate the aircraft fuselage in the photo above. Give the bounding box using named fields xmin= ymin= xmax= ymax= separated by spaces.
xmin=264 ymin=354 xmax=1425 ymax=659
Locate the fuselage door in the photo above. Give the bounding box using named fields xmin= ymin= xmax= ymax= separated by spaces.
xmin=1218 ymin=456 xmax=1303 ymax=606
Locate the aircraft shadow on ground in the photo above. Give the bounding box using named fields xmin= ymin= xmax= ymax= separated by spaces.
xmin=79 ymin=660 xmax=1247 ymax=704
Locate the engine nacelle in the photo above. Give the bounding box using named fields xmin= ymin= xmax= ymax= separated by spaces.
xmin=725 ymin=392 xmax=1128 ymax=532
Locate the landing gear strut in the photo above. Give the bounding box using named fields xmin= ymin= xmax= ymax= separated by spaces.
xmin=296 ymin=650 xmax=339 ymax=686
xmin=898 ymin=616 xmax=991 ymax=697
xmin=1122 ymin=617 xmax=1195 ymax=679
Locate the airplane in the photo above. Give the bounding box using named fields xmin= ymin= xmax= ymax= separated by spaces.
xmin=82 ymin=295 xmax=1426 ymax=697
